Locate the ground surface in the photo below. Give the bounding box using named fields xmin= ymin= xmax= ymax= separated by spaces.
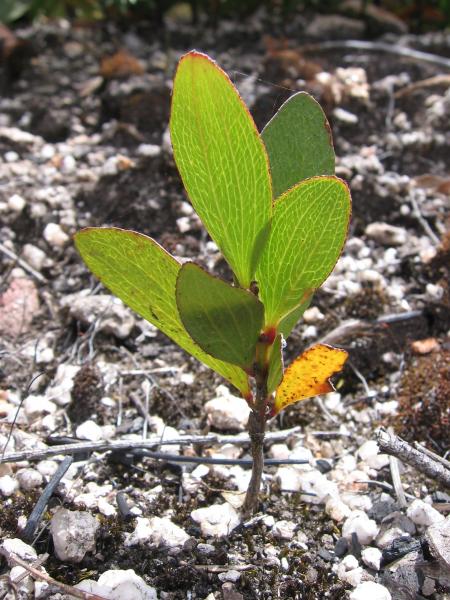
xmin=0 ymin=6 xmax=449 ymax=600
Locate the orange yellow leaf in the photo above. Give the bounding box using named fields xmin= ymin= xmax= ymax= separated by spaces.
xmin=271 ymin=344 xmax=348 ymax=416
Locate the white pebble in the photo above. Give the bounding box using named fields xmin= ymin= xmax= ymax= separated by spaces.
xmin=51 ymin=508 xmax=99 ymax=563
xmin=1 ymin=538 xmax=37 ymax=562
xmin=24 ymin=395 xmax=56 ymax=418
xmin=191 ymin=503 xmax=241 ymax=538
xmin=8 ymin=194 xmax=26 ymax=212
xmin=125 ymin=516 xmax=189 ymax=549
xmin=325 ymin=497 xmax=352 ymax=522
xmin=16 ymin=468 xmax=43 ymax=491
xmin=336 ymin=555 xmax=363 ymax=586
xmin=298 ymin=470 xmax=339 ymax=504
xmin=43 ymin=223 xmax=69 ymax=248
xmin=361 ymin=547 xmax=382 ymax=570
xmin=303 ymin=306 xmax=325 ymax=323
xmin=78 ymin=569 xmax=158 ymax=600
xmin=333 ymin=107 xmax=358 ymax=124
xmin=365 ymin=222 xmax=407 ymax=246
xmin=22 ymin=244 xmax=47 ymax=271
xmin=204 ymin=385 xmax=250 ymax=431
xmin=272 ymin=520 xmax=296 ymax=540
xmin=406 ymin=499 xmax=445 ymax=527
xmin=137 ymin=143 xmax=161 ymax=157
xmin=76 ymin=420 xmax=104 ymax=441
xmin=350 ymin=581 xmax=391 ymax=600
xmin=0 ymin=475 xmax=19 ymax=496
xmin=342 ymin=510 xmax=379 ymax=545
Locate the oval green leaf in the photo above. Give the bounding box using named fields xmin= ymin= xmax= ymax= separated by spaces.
xmin=176 ymin=263 xmax=264 ymax=369
xmin=256 ymin=176 xmax=351 ymax=328
xmin=170 ymin=51 xmax=272 ymax=288
xmin=262 ymin=92 xmax=335 ymax=199
xmin=74 ymin=228 xmax=251 ymax=397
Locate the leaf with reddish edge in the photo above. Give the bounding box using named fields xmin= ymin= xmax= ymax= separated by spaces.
xmin=262 ymin=91 xmax=335 ymax=199
xmin=74 ymin=227 xmax=251 ymax=398
xmin=270 ymin=344 xmax=348 ymax=416
xmin=170 ymin=51 xmax=272 ymax=289
xmin=256 ymin=176 xmax=351 ymax=329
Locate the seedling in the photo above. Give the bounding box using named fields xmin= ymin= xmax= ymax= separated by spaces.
xmin=75 ymin=51 xmax=351 ymax=515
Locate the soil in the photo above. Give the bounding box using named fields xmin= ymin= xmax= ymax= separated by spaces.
xmin=0 ymin=6 xmax=449 ymax=600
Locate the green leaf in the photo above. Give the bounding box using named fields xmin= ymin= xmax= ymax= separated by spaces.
xmin=170 ymin=51 xmax=272 ymax=288
xmin=176 ymin=263 xmax=264 ymax=369
xmin=278 ymin=292 xmax=313 ymax=339
xmin=262 ymin=92 xmax=335 ymax=199
xmin=256 ymin=176 xmax=351 ymax=328
xmin=74 ymin=228 xmax=251 ymax=397
xmin=267 ymin=334 xmax=284 ymax=395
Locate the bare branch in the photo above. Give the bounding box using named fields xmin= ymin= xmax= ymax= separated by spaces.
xmin=376 ymin=428 xmax=450 ymax=489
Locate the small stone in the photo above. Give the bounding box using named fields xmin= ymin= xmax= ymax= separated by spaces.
xmin=125 ymin=516 xmax=189 ymax=549
xmin=303 ymin=306 xmax=325 ymax=323
xmin=218 ymin=570 xmax=240 ymax=583
xmin=361 ymin=547 xmax=382 ymax=570
xmin=8 ymin=194 xmax=26 ymax=212
xmin=22 ymin=244 xmax=47 ymax=272
xmin=343 ymin=511 xmax=379 ymax=545
xmin=78 ymin=569 xmax=157 ymax=600
xmin=298 ymin=469 xmax=339 ymax=504
xmin=336 ymin=554 xmax=363 ymax=586
xmin=333 ymin=107 xmax=358 ymax=124
xmin=24 ymin=395 xmax=56 ymax=418
xmin=1 ymin=538 xmax=37 ymax=562
xmin=16 ymin=468 xmax=43 ymax=491
xmin=191 ymin=503 xmax=241 ymax=538
xmin=50 ymin=508 xmax=99 ymax=563
xmin=222 ymin=582 xmax=244 ymax=600
xmin=425 ymin=283 xmax=444 ymax=301
xmin=349 ymin=581 xmax=391 ymax=600
xmin=365 ymin=222 xmax=407 ymax=246
xmin=410 ymin=337 xmax=440 ymax=355
xmin=0 ymin=475 xmax=19 ymax=496
xmin=406 ymin=499 xmax=445 ymax=527
xmin=204 ymin=385 xmax=250 ymax=431
xmin=326 ymin=497 xmax=352 ymax=522
xmin=426 ymin=515 xmax=450 ymax=568
xmin=61 ymin=292 xmax=135 ymax=339
xmin=137 ymin=143 xmax=161 ymax=157
xmin=76 ymin=420 xmax=104 ymax=441
xmin=43 ymin=223 xmax=69 ymax=248
xmin=272 ymin=520 xmax=296 ymax=540
xmin=47 ymin=363 xmax=80 ymax=406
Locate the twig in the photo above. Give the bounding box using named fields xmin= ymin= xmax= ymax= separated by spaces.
xmin=389 ymin=455 xmax=408 ymax=508
xmin=0 ymin=242 xmax=47 ymax=283
xmin=361 ymin=479 xmax=416 ymax=500
xmin=0 ymin=427 xmax=303 ymax=464
xmin=0 ymin=550 xmax=108 ymax=600
xmin=395 ymin=74 xmax=450 ymax=98
xmin=22 ymin=456 xmax=73 ymax=543
xmin=302 ymin=40 xmax=450 ymax=69
xmin=409 ymin=191 xmax=441 ymax=245
xmin=130 ymin=450 xmax=310 ymax=467
xmin=414 ymin=441 xmax=450 ymax=470
xmin=376 ymin=428 xmax=450 ymax=489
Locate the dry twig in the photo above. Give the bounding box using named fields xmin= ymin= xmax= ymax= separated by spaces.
xmin=0 ymin=549 xmax=107 ymax=600
xmin=376 ymin=428 xmax=450 ymax=489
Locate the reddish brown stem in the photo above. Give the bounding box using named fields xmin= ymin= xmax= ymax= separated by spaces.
xmin=242 ymin=355 xmax=269 ymax=517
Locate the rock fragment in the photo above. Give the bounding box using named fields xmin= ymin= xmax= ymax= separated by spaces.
xmin=365 ymin=222 xmax=407 ymax=246
xmin=50 ymin=508 xmax=99 ymax=562
xmin=191 ymin=503 xmax=241 ymax=537
xmin=350 ymin=581 xmax=391 ymax=600
xmin=204 ymin=385 xmax=250 ymax=431
xmin=76 ymin=569 xmax=157 ymax=599
xmin=125 ymin=516 xmax=189 ymax=549
xmin=406 ymin=499 xmax=445 ymax=527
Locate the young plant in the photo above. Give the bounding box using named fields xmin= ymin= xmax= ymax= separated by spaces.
xmin=75 ymin=51 xmax=351 ymax=516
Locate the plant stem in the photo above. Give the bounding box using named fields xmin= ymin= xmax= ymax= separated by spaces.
xmin=242 ymin=359 xmax=269 ymax=517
